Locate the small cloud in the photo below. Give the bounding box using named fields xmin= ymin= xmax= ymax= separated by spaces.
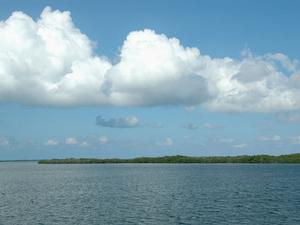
xmin=80 ymin=141 xmax=88 ymax=147
xmin=203 ymin=123 xmax=222 ymax=129
xmin=267 ymin=53 xmax=297 ymax=72
xmin=26 ymin=139 xmax=35 ymax=145
xmin=289 ymin=136 xmax=300 ymax=144
xmin=96 ymin=116 xmax=140 ymax=128
xmin=218 ymin=138 xmax=235 ymax=143
xmin=45 ymin=139 xmax=59 ymax=146
xmin=234 ymin=143 xmax=247 ymax=149
xmin=99 ymin=136 xmax=108 ymax=144
xmin=278 ymin=112 xmax=300 ymax=123
xmin=150 ymin=123 xmax=163 ymax=128
xmin=257 ymin=135 xmax=281 ymax=142
xmin=184 ymin=123 xmax=199 ymax=130
xmin=157 ymin=137 xmax=173 ymax=146
xmin=142 ymin=122 xmax=163 ymax=128
xmin=65 ymin=137 xmax=78 ymax=145
xmin=185 ymin=106 xmax=197 ymax=111
xmin=0 ymin=137 xmax=9 ymax=146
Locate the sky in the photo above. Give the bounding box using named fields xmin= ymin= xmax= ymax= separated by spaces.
xmin=1 ymin=0 xmax=300 ymax=159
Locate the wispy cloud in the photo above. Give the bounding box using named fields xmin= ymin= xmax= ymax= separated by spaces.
xmin=65 ymin=137 xmax=78 ymax=145
xmin=184 ymin=106 xmax=197 ymax=111
xmin=45 ymin=139 xmax=59 ymax=146
xmin=257 ymin=135 xmax=281 ymax=142
xmin=234 ymin=143 xmax=247 ymax=149
xmin=157 ymin=137 xmax=173 ymax=146
xmin=277 ymin=112 xmax=300 ymax=123
xmin=0 ymin=137 xmax=9 ymax=146
xmin=203 ymin=123 xmax=223 ymax=129
xmin=80 ymin=141 xmax=89 ymax=147
xmin=99 ymin=136 xmax=108 ymax=144
xmin=289 ymin=136 xmax=300 ymax=144
xmin=218 ymin=138 xmax=235 ymax=143
xmin=184 ymin=123 xmax=199 ymax=130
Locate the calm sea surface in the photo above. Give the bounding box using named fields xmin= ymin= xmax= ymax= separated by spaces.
xmin=0 ymin=162 xmax=300 ymax=225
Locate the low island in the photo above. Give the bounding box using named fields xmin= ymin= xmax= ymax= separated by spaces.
xmin=38 ymin=153 xmax=300 ymax=164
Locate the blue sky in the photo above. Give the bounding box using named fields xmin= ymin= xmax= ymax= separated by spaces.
xmin=0 ymin=0 xmax=300 ymax=159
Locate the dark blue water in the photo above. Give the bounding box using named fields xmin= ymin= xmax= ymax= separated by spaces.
xmin=0 ymin=162 xmax=300 ymax=225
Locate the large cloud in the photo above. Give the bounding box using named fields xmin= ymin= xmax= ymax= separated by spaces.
xmin=203 ymin=53 xmax=300 ymax=112
xmin=101 ymin=29 xmax=210 ymax=106
xmin=1 ymin=7 xmax=300 ymax=112
xmin=0 ymin=7 xmax=111 ymax=106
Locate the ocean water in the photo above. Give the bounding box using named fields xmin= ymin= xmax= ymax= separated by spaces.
xmin=0 ymin=162 xmax=300 ymax=225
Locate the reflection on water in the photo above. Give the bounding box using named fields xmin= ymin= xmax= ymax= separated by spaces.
xmin=0 ymin=162 xmax=300 ymax=225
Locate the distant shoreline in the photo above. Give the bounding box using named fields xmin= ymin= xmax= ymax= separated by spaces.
xmin=0 ymin=160 xmax=38 ymax=163
xmin=38 ymin=154 xmax=300 ymax=164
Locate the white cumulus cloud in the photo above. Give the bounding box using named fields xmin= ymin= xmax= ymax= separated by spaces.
xmin=1 ymin=7 xmax=300 ymax=112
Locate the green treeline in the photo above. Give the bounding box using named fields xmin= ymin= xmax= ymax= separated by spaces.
xmin=38 ymin=153 xmax=300 ymax=164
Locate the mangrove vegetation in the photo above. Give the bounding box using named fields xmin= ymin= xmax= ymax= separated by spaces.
xmin=38 ymin=153 xmax=300 ymax=164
